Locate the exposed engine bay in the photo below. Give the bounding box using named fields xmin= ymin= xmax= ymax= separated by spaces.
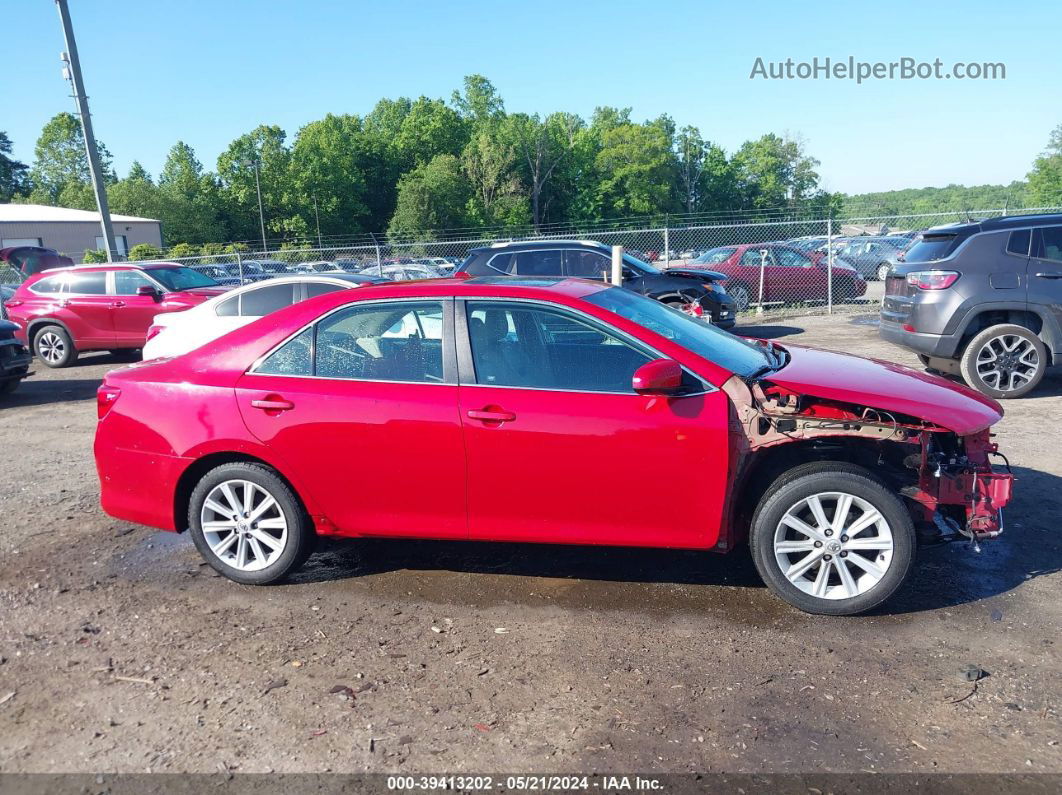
xmin=721 ymin=371 xmax=1013 ymax=550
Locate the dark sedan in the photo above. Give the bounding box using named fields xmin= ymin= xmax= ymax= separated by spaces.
xmin=456 ymin=240 xmax=737 ymax=328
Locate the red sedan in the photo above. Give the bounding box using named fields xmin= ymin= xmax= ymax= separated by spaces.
xmin=94 ymin=277 xmax=1012 ymax=614
xmin=687 ymin=243 xmax=867 ymax=311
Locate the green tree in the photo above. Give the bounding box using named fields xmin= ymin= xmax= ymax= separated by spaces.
xmin=451 ymin=74 xmax=505 ymax=126
xmin=289 ymin=114 xmax=372 ymax=240
xmin=28 ymin=112 xmax=114 ymax=205
xmin=216 ymin=126 xmax=291 ymax=244
xmin=1027 ymin=124 xmax=1062 ymax=207
xmin=128 ymin=243 xmax=163 ymax=261
xmin=508 ymin=112 xmax=583 ymax=230
xmin=108 ymin=161 xmax=163 ymax=220
xmin=0 ymin=131 xmax=29 ymax=201
xmin=461 ymin=130 xmax=527 ymax=227
xmin=388 ymin=154 xmax=472 ymax=237
xmin=158 ymin=142 xmax=225 ymax=244
xmin=674 ymin=126 xmax=733 ymax=214
xmin=395 ymin=97 xmax=469 ymax=169
xmin=81 ymin=248 xmax=107 ymax=263
xmin=731 ymin=133 xmax=821 ymax=210
xmin=167 ymin=242 xmax=200 ymax=258
xmin=594 ymin=122 xmax=676 ymax=217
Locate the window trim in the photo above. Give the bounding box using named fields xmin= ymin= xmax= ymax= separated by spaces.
xmin=454 ymin=296 xmax=712 ymax=396
xmin=247 ymin=297 xmax=457 ymax=385
xmin=485 ymin=247 xmax=568 ymax=276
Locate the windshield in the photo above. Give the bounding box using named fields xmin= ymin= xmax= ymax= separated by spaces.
xmin=147 ymin=266 xmax=220 ymax=291
xmin=583 ymin=287 xmax=774 ymax=377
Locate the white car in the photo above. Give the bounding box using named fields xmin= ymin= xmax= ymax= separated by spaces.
xmin=142 ymin=274 xmax=379 ymax=359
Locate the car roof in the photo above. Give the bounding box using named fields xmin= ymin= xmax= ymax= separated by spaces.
xmin=924 ymin=212 xmax=1062 ymax=236
xmin=468 ymin=239 xmax=605 ymax=255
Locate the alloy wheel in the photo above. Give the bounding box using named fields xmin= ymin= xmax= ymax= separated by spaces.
xmin=975 ymin=334 xmax=1040 ymax=393
xmin=729 ymin=285 xmax=750 ymax=312
xmin=37 ymin=332 xmax=66 ymax=365
xmin=773 ymin=491 xmax=894 ymax=600
xmin=200 ymin=479 xmax=289 ymax=572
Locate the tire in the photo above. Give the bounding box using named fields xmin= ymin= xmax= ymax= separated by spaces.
xmin=876 ymin=263 xmax=891 ymax=281
xmin=749 ymin=462 xmax=916 ymax=616
xmin=959 ymin=323 xmax=1046 ymax=399
xmin=727 ymin=282 xmax=751 ymax=312
xmin=33 ymin=325 xmax=77 ymax=368
xmin=188 ymin=462 xmax=315 ymax=585
xmin=0 ymin=379 xmax=19 ymax=395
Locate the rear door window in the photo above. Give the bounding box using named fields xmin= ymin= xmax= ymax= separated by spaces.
xmin=240 ymin=283 xmax=297 ymax=316
xmin=66 ymin=272 xmax=107 ymax=295
xmin=514 ymin=250 xmax=563 ymax=276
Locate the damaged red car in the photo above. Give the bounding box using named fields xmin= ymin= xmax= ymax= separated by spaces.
xmin=93 ymin=277 xmax=1013 ymax=614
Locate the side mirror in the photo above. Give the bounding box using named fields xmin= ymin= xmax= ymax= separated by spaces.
xmin=136 ymin=285 xmax=162 ymax=302
xmin=632 ymin=358 xmax=683 ymax=395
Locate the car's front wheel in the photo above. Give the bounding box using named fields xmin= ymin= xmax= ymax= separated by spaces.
xmin=188 ymin=462 xmax=315 ymax=585
xmin=749 ymin=463 xmax=915 ymax=615
xmin=876 ymin=263 xmax=891 ymax=281
xmin=959 ymin=323 xmax=1046 ymax=399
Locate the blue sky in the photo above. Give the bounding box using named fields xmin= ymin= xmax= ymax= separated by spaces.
xmin=4 ymin=0 xmax=1059 ymax=197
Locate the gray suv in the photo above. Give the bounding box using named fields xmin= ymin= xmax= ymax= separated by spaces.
xmin=880 ymin=213 xmax=1062 ymax=398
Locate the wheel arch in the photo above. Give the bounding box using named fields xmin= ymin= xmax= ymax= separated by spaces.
xmin=27 ymin=317 xmax=74 ymax=346
xmin=173 ymin=451 xmax=317 ymax=535
xmin=954 ymin=304 xmax=1058 ymax=358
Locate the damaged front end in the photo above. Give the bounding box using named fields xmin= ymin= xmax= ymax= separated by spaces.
xmin=721 ymin=371 xmax=1014 ymax=551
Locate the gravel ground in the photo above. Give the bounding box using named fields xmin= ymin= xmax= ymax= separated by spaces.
xmin=0 ymin=310 xmax=1059 ymax=775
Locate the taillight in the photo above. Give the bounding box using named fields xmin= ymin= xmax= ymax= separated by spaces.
xmin=146 ymin=324 xmax=163 ymax=341
xmin=3 ymin=298 xmax=23 ymax=308
xmin=97 ymin=385 xmax=121 ymax=419
xmin=906 ymin=270 xmax=959 ymax=290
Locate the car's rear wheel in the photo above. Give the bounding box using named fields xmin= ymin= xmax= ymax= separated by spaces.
xmin=727 ymin=282 xmax=751 ymax=312
xmin=34 ymin=325 xmax=76 ymax=368
xmin=959 ymin=324 xmax=1046 ymax=399
xmin=188 ymin=462 xmax=314 ymax=585
xmin=749 ymin=463 xmax=915 ymax=615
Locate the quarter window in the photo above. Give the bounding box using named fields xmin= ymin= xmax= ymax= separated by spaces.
xmin=215 ymin=296 xmax=239 ymax=317
xmin=256 ymin=327 xmax=313 ymax=376
xmin=1007 ymin=230 xmax=1031 ymax=256
xmin=466 ymin=302 xmax=651 ymax=393
xmin=31 ymin=276 xmax=66 ymax=294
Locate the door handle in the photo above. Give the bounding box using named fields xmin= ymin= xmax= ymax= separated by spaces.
xmin=111 ymin=301 xmax=126 ymax=307
xmin=251 ymin=398 xmax=295 ymax=411
xmin=467 ymin=408 xmax=516 ymax=423
xmin=1035 ymin=272 xmax=1062 ymax=279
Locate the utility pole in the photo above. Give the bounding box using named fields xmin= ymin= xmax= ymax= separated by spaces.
xmin=251 ymin=157 xmax=267 ymax=253
xmin=56 ymin=0 xmax=117 ymax=261
xmin=312 ymin=189 xmax=322 ymax=247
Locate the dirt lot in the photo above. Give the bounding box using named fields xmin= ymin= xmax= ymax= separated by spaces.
xmin=0 ymin=311 xmax=1059 ymax=775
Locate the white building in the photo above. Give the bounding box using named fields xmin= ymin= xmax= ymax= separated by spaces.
xmin=0 ymin=204 xmax=163 ymax=260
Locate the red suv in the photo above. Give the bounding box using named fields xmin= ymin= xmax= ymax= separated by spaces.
xmin=687 ymin=243 xmax=867 ymax=310
xmin=5 ymin=263 xmax=227 ymax=368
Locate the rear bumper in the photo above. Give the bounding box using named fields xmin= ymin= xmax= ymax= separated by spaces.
xmin=879 ymin=318 xmax=961 ymax=359
xmin=95 ymin=437 xmax=188 ymax=532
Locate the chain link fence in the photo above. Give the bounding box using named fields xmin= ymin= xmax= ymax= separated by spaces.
xmin=144 ymin=206 xmax=1062 ymax=321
